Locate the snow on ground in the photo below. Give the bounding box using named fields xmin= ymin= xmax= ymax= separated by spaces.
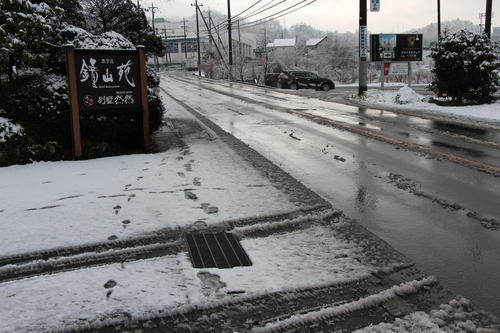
xmin=0 ymin=225 xmax=377 ymax=333
xmin=359 ymin=85 xmax=500 ymax=123
xmin=354 ymin=297 xmax=499 ymax=333
xmin=0 ymin=97 xmax=298 ymax=257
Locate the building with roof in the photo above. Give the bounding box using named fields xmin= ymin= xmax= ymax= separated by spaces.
xmin=306 ymin=37 xmax=328 ymax=49
xmin=266 ymin=38 xmax=296 ymax=49
xmin=150 ymin=17 xmax=258 ymax=69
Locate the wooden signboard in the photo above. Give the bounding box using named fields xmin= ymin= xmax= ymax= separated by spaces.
xmin=65 ymin=46 xmax=150 ymax=158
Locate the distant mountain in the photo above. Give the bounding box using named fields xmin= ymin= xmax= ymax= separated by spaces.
xmin=404 ymin=19 xmax=498 ymax=47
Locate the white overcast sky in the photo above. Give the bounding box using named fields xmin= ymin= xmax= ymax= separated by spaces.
xmin=149 ymin=0 xmax=499 ymax=33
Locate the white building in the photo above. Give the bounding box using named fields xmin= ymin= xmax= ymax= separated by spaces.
xmin=266 ymin=38 xmax=296 ymax=49
xmin=149 ymin=17 xmax=258 ymax=69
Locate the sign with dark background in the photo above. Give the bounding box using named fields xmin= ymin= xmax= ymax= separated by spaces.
xmin=74 ymin=49 xmax=141 ymax=112
xmin=370 ymin=34 xmax=423 ymax=62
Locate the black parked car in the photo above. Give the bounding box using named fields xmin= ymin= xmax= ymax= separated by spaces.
xmin=265 ymin=71 xmax=335 ymax=91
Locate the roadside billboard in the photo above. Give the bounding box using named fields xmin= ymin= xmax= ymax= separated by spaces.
xmin=370 ymin=34 xmax=423 ymax=62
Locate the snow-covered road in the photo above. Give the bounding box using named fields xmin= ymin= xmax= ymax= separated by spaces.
xmin=160 ymin=73 xmax=500 ymax=316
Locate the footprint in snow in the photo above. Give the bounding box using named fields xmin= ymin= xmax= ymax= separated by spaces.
xmin=191 ymin=220 xmax=207 ymax=230
xmin=104 ymin=280 xmax=117 ymax=299
xmin=104 ymin=280 xmax=117 ymax=288
xmin=184 ymin=190 xmax=198 ymax=200
xmin=113 ymin=205 xmax=121 ymax=215
xmin=108 ymin=235 xmax=118 ymax=241
xmin=201 ymin=203 xmax=219 ymax=214
xmin=193 ymin=177 xmax=201 ymax=186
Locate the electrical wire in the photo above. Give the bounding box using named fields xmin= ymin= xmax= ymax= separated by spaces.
xmin=239 ymin=0 xmax=318 ymax=28
xmin=232 ymin=0 xmax=265 ymax=20
xmin=206 ymin=0 xmax=285 ymax=33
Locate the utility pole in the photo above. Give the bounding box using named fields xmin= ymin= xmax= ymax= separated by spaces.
xmin=227 ymin=0 xmax=233 ymax=80
xmin=198 ymin=8 xmax=228 ymax=69
xmin=437 ymin=0 xmax=441 ymax=41
xmin=479 ymin=13 xmax=486 ymax=33
xmin=208 ymin=9 xmax=212 ymax=46
xmin=211 ymin=13 xmax=228 ymax=54
xmin=238 ymin=20 xmax=243 ymax=81
xmin=148 ymin=2 xmax=159 ymax=71
xmin=182 ymin=18 xmax=188 ymax=59
xmin=485 ymin=0 xmax=493 ymax=38
xmin=191 ymin=0 xmax=203 ymax=76
xmin=162 ymin=28 xmax=171 ymax=67
xmin=358 ymin=0 xmax=367 ymax=96
xmin=264 ymin=23 xmax=268 ymax=77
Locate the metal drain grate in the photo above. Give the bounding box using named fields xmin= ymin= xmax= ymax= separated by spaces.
xmin=185 ymin=232 xmax=252 ymax=268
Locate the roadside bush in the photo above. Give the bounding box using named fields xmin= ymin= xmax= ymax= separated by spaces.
xmin=0 ymin=73 xmax=71 ymax=166
xmin=430 ymin=30 xmax=500 ymax=104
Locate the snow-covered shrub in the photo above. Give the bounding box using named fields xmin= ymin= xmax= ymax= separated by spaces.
xmin=0 ymin=74 xmax=71 ymax=165
xmin=431 ymin=30 xmax=500 ymax=104
xmin=60 ymin=25 xmax=135 ymax=50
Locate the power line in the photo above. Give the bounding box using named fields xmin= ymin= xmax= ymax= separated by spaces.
xmin=239 ymin=0 xmax=318 ymax=29
xmin=205 ymin=0 xmax=284 ymax=33
xmin=237 ymin=0 xmax=286 ymax=22
xmin=232 ymin=0 xmax=265 ymax=20
xmin=199 ymin=0 xmax=318 ymax=35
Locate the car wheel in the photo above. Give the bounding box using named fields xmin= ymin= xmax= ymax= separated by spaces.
xmin=289 ymin=83 xmax=298 ymax=90
xmin=277 ymin=82 xmax=283 ymax=89
xmin=321 ymin=83 xmax=330 ymax=92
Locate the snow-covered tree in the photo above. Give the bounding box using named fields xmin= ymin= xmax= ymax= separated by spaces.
xmin=80 ymin=0 xmax=164 ymax=56
xmin=0 ymin=0 xmax=62 ymax=79
xmin=431 ymin=30 xmax=500 ymax=104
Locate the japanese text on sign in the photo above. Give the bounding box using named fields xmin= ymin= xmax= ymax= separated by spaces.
xmin=74 ymin=50 xmax=141 ymax=111
xmin=360 ymin=26 xmax=368 ymax=61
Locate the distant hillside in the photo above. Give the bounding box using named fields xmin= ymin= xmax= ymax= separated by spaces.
xmin=405 ymin=19 xmax=499 ymax=47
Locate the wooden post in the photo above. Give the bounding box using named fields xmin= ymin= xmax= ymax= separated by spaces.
xmin=65 ymin=45 xmax=82 ymax=159
xmin=137 ymin=46 xmax=151 ymax=151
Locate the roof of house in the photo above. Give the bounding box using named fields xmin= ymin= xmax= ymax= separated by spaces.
xmin=306 ymin=37 xmax=327 ymax=47
xmin=267 ymin=38 xmax=296 ymax=48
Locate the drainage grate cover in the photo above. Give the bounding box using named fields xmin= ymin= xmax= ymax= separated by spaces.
xmin=185 ymin=232 xmax=252 ymax=268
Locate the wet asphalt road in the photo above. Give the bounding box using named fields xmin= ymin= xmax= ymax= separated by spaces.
xmin=160 ymin=73 xmax=500 ymax=315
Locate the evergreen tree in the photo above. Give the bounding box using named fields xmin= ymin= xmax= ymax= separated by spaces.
xmin=31 ymin=0 xmax=85 ymax=27
xmin=81 ymin=0 xmax=164 ymax=56
xmin=0 ymin=0 xmax=62 ymax=79
xmin=431 ymin=30 xmax=500 ymax=104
